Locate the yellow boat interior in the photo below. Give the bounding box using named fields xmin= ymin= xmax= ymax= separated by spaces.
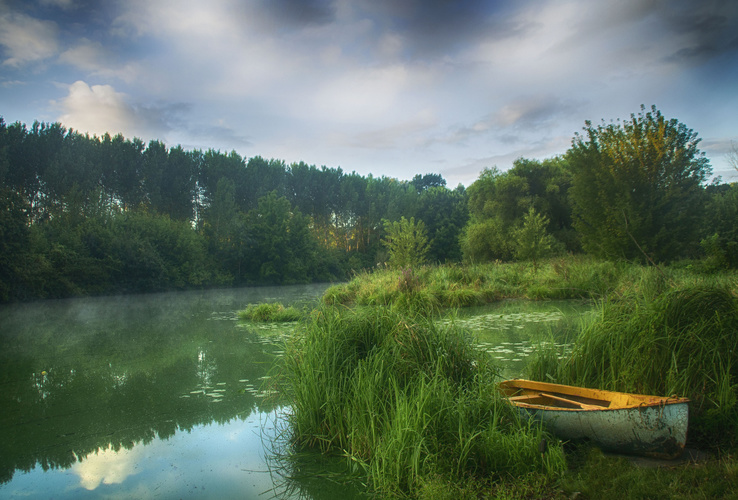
xmin=498 ymin=379 xmax=685 ymax=411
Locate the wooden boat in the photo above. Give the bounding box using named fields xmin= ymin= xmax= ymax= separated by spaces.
xmin=498 ymin=379 xmax=689 ymax=459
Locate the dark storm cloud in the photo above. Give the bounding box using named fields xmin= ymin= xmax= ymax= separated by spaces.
xmin=5 ymin=0 xmax=112 ymax=32
xmin=659 ymin=0 xmax=738 ymax=63
xmin=254 ymin=0 xmax=335 ymax=27
xmin=357 ymin=0 xmax=524 ymax=58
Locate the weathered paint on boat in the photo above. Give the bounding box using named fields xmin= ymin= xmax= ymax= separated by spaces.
xmin=498 ymin=379 xmax=689 ymax=459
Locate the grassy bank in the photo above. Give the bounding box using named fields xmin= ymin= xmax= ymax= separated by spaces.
xmin=322 ymin=256 xmax=737 ymax=313
xmin=280 ymin=306 xmax=566 ymax=497
xmin=280 ymin=258 xmax=738 ymax=498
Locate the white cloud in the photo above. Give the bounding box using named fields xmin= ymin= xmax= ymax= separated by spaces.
xmin=58 ymin=39 xmax=143 ymax=84
xmin=72 ymin=444 xmax=143 ymax=490
xmin=56 ymin=80 xmax=136 ymax=137
xmin=0 ymin=11 xmax=59 ymax=66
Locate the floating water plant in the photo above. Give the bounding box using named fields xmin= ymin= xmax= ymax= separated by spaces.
xmin=238 ymin=302 xmax=303 ymax=322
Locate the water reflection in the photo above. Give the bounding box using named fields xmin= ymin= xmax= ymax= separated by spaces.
xmin=9 ymin=409 xmax=288 ymax=498
xmin=0 ymin=285 xmax=329 ymax=495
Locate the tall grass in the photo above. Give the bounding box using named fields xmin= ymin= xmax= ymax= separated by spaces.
xmin=323 ymin=256 xmax=738 ymax=313
xmin=527 ymin=284 xmax=738 ymax=449
xmin=280 ymin=305 xmax=566 ymax=497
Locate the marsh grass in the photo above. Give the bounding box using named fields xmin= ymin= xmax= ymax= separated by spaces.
xmin=281 ymin=305 xmax=566 ymax=497
xmin=237 ymin=302 xmax=303 ymax=322
xmin=527 ymin=285 xmax=738 ymax=449
xmin=323 ymin=256 xmax=737 ymax=314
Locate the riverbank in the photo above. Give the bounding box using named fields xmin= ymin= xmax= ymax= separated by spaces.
xmin=322 ymin=255 xmax=737 ymax=312
xmin=280 ymin=258 xmax=738 ymax=498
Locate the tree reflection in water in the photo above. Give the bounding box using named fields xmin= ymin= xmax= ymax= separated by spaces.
xmin=0 ymin=285 xmax=330 ymax=497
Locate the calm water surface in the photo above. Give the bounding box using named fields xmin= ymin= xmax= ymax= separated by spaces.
xmin=0 ymin=285 xmax=365 ymax=499
xmin=0 ymin=288 xmax=590 ymax=499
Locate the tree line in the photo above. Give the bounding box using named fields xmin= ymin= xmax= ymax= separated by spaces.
xmin=1 ymin=105 xmax=736 ymax=302
xmin=0 ymin=118 xmax=468 ymax=301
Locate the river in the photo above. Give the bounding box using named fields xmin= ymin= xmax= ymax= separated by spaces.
xmin=0 ymin=286 xmax=589 ymax=499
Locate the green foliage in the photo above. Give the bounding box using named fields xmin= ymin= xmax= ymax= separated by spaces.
xmin=567 ymin=105 xmax=711 ymax=262
xmin=381 ymin=216 xmax=430 ymax=269
xmin=463 ymin=158 xmax=576 ymax=265
xmin=238 ymin=302 xmax=303 ymax=322
xmin=0 ymin=188 xmax=30 ymax=301
xmin=560 ymin=447 xmax=738 ymax=499
xmin=513 ymin=207 xmax=561 ymax=270
xmin=415 ymin=185 xmax=468 ymax=263
xmin=243 ymin=192 xmax=322 ymax=284
xmin=702 ymin=182 xmax=738 ymax=268
xmin=460 ymin=217 xmax=513 ymax=263
xmin=281 ymin=306 xmax=566 ymax=497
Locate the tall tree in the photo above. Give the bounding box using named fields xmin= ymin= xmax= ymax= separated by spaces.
xmin=381 ymin=216 xmax=429 ymax=269
xmin=410 ymin=173 xmax=446 ymax=191
xmin=567 ymin=105 xmax=711 ymax=262
xmin=415 ymin=185 xmax=467 ymax=263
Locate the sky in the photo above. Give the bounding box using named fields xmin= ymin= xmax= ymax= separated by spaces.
xmin=1 ymin=0 xmax=737 ymax=187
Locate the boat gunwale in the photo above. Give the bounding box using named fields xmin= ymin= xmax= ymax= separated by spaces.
xmin=499 ymin=379 xmax=689 ymax=412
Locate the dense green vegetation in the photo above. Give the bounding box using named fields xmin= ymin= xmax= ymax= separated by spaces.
xmin=2 ymin=106 xmax=737 ymax=302
xmin=321 ymin=256 xmax=738 ymax=311
xmin=281 ymin=305 xmax=566 ymax=497
xmin=568 ymin=105 xmax=711 ymax=262
xmin=0 ymin=108 xmax=738 ymax=301
xmin=282 ymin=261 xmax=738 ymax=498
xmin=0 ymin=119 xmax=469 ymax=301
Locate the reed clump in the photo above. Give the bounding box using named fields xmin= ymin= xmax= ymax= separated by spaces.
xmin=528 ymin=285 xmax=738 ymax=449
xmin=238 ymin=302 xmax=303 ymax=322
xmin=281 ymin=305 xmax=565 ymax=497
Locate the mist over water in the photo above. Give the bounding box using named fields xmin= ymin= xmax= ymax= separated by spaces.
xmin=0 ymin=285 xmax=344 ymax=498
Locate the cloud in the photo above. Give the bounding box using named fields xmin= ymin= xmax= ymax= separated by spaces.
xmin=344 ymin=108 xmax=437 ymax=149
xmin=0 ymin=10 xmax=59 ymax=66
xmin=493 ymin=96 xmax=581 ymax=130
xmin=73 ymin=444 xmax=143 ymax=490
xmin=255 ymin=0 xmax=336 ymax=27
xmin=436 ymin=95 xmax=581 ymax=148
xmin=58 ymin=38 xmax=106 ymax=71
xmin=55 ymin=80 xmax=188 ymax=140
xmin=38 ymin=0 xmax=74 ymax=8
xmin=56 ymin=80 xmax=136 ymax=135
xmin=353 ymin=0 xmax=521 ymax=60
xmin=659 ymin=0 xmax=738 ymax=63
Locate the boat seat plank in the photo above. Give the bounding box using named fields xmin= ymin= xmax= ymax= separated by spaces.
xmin=538 ymin=392 xmax=604 ymax=410
xmin=508 ymin=394 xmax=541 ymax=402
